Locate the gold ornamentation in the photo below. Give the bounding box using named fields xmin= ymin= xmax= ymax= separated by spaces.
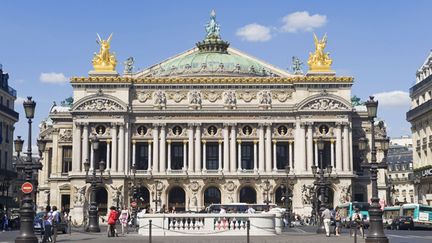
xmin=92 ymin=34 xmax=117 ymax=72
xmin=308 ymin=33 xmax=333 ymax=72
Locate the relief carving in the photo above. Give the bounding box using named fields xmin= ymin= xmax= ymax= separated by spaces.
xmin=302 ymin=98 xmax=349 ymax=111
xmin=153 ymin=90 xmax=167 ymax=109
xmin=137 ymin=91 xmax=151 ymax=103
xmin=238 ymin=91 xmax=256 ymax=103
xmin=168 ymin=91 xmax=187 ymax=103
xmin=223 ymin=90 xmax=237 ymax=109
xmin=75 ymin=98 xmax=124 ymax=111
xmin=203 ymin=91 xmax=222 ymax=103
xmin=59 ymin=129 xmax=73 ymax=142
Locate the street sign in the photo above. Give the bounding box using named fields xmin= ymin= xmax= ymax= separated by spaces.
xmin=21 ymin=182 xmax=33 ymax=194
xmin=131 ymin=201 xmax=137 ymax=208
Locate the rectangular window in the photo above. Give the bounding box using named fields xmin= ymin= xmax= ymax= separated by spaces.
xmin=136 ymin=142 xmax=149 ymax=170
xmin=5 ymin=124 xmax=8 ymax=143
xmin=48 ymin=148 xmax=52 ymax=176
xmin=62 ymin=146 xmax=72 ymax=173
xmin=276 ymin=142 xmax=289 ymax=169
xmin=206 ymin=142 xmax=219 ymax=170
xmin=241 ymin=142 xmax=254 ymax=170
xmin=0 ymin=122 xmax=2 ymax=144
xmin=94 ymin=142 xmax=107 ymax=170
xmin=171 ymin=142 xmax=184 ymax=170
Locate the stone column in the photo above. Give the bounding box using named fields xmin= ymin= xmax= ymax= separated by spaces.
xmin=107 ymin=140 xmax=111 ymax=171
xmin=152 ymin=125 xmax=159 ymax=172
xmin=125 ymin=123 xmax=130 ymax=174
xmin=167 ymin=140 xmax=171 ymax=171
xmin=330 ymin=139 xmax=335 ymax=168
xmin=90 ymin=143 xmax=94 ymax=171
xmin=52 ymin=130 xmax=59 ymax=174
xmin=265 ymin=124 xmax=272 ymax=172
xmin=72 ymin=122 xmax=81 ymax=172
xmin=230 ymin=124 xmax=237 ymax=173
xmin=131 ymin=140 xmax=136 ymax=168
xmin=343 ymin=123 xmax=350 ymax=172
xmin=118 ymin=124 xmax=125 ymax=173
xmin=348 ymin=124 xmax=353 ymax=172
xmin=253 ymin=140 xmax=258 ymax=172
xmin=195 ymin=125 xmax=202 ymax=172
xmin=188 ymin=124 xmax=194 ymax=173
xmin=183 ymin=140 xmax=188 ymax=171
xmin=111 ymin=123 xmax=118 ymax=172
xmin=160 ymin=125 xmax=166 ymax=173
xmin=202 ymin=140 xmax=207 ymax=171
xmin=148 ymin=140 xmax=152 ymax=171
xmin=314 ymin=139 xmax=318 ymax=166
xmin=223 ymin=125 xmax=229 ymax=173
xmin=273 ymin=140 xmax=277 ymax=171
xmin=288 ymin=140 xmax=293 ymax=169
xmin=294 ymin=120 xmax=306 ymax=173
xmin=307 ymin=123 xmax=314 ymax=169
xmin=218 ymin=140 xmax=223 ymax=172
xmin=82 ymin=123 xmax=89 ymax=170
xmin=335 ymin=123 xmax=342 ymax=173
xmin=258 ymin=124 xmax=265 ymax=172
xmin=237 ymin=139 xmax=242 ymax=171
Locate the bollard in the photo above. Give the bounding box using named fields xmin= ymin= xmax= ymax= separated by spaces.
xmin=246 ymin=220 xmax=250 ymax=243
xmin=69 ymin=216 xmax=72 ymax=236
xmin=354 ymin=222 xmax=357 ymax=243
xmin=149 ymin=219 xmax=152 ymax=243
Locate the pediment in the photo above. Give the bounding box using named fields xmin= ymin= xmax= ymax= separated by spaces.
xmin=72 ymin=93 xmax=127 ymax=112
xmin=298 ymin=94 xmax=351 ymax=111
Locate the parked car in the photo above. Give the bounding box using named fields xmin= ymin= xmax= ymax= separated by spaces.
xmin=33 ymin=212 xmax=68 ymax=234
xmin=390 ymin=216 xmax=414 ymax=230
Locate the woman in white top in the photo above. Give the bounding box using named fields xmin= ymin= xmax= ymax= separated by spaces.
xmin=119 ymin=207 xmax=129 ymax=235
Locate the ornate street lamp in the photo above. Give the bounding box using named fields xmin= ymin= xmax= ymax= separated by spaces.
xmin=283 ymin=165 xmax=293 ymax=227
xmin=14 ymin=136 xmax=24 ymax=158
xmin=361 ymin=96 xmax=389 ymax=243
xmin=15 ymin=97 xmax=43 ymax=243
xmin=84 ymin=134 xmax=106 ymax=233
xmin=131 ymin=164 xmax=138 ymax=227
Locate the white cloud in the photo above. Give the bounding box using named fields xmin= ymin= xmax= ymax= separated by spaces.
xmin=281 ymin=11 xmax=327 ymax=33
xmin=40 ymin=72 xmax=68 ymax=84
xmin=236 ymin=23 xmax=272 ymax=42
xmin=15 ymin=96 xmax=26 ymax=105
xmin=372 ymin=91 xmax=411 ymax=107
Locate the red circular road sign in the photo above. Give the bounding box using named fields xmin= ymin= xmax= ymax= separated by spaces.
xmin=131 ymin=201 xmax=137 ymax=208
xmin=21 ymin=182 xmax=33 ymax=194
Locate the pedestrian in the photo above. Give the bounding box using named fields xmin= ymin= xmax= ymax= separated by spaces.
xmin=351 ymin=208 xmax=364 ymax=237
xmin=107 ymin=206 xmax=119 ymax=237
xmin=51 ymin=206 xmax=60 ymax=243
xmin=2 ymin=213 xmax=8 ymax=232
xmin=321 ymin=207 xmax=332 ymax=237
xmin=334 ymin=206 xmax=341 ymax=236
xmin=119 ymin=207 xmax=129 ymax=235
xmin=219 ymin=206 xmax=226 ymax=214
xmin=159 ymin=204 xmax=167 ymax=213
xmin=41 ymin=206 xmax=53 ymax=243
xmin=246 ymin=205 xmax=256 ymax=214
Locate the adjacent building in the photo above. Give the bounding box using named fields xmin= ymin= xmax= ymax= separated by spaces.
xmin=407 ymin=51 xmax=432 ymax=206
xmin=37 ymin=12 xmax=389 ymax=223
xmin=386 ymin=144 xmax=414 ymax=205
xmin=0 ymin=64 xmax=19 ymax=211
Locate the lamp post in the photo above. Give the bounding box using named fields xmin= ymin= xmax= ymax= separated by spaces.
xmin=360 ymin=96 xmax=389 ymax=243
xmin=15 ymin=97 xmax=44 ymax=243
xmin=311 ymin=137 xmax=332 ymax=234
xmin=84 ymin=134 xmax=106 ymax=232
xmin=283 ymin=165 xmax=293 ymax=227
xmin=131 ymin=164 xmax=138 ymax=226
xmin=413 ymin=175 xmax=422 ymax=204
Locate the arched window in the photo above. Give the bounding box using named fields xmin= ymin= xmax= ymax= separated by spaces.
xmin=239 ymin=186 xmax=256 ymax=204
xmin=204 ymin=187 xmax=221 ymax=206
xmin=168 ymin=186 xmax=186 ymax=212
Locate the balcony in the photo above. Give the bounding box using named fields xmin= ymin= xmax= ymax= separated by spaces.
xmin=0 ymin=103 xmax=18 ymax=120
xmin=407 ymin=99 xmax=432 ymax=122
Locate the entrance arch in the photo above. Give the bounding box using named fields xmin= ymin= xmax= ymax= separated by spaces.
xmin=204 ymin=187 xmax=221 ymax=207
xmin=168 ymin=186 xmax=186 ymax=212
xmin=134 ymin=186 xmax=150 ymax=208
xmin=275 ymin=186 xmax=292 ymax=208
xmin=95 ymin=187 xmax=108 ymax=216
xmin=239 ymin=186 xmax=256 ymax=204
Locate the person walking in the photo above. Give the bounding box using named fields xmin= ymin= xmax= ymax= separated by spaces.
xmin=107 ymin=206 xmax=119 ymax=237
xmin=321 ymin=207 xmax=332 ymax=237
xmin=334 ymin=207 xmax=341 ymax=236
xmin=51 ymin=206 xmax=60 ymax=243
xmin=2 ymin=213 xmax=8 ymax=232
xmin=41 ymin=206 xmax=53 ymax=243
xmin=119 ymin=207 xmax=129 ymax=235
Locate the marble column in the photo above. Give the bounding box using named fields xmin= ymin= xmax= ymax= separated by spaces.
xmin=72 ymin=122 xmax=81 ymax=172
xmin=183 ymin=140 xmax=188 ymax=171
xmin=90 ymin=143 xmax=94 ymax=171
xmin=111 ymin=124 xmax=118 ymax=172
xmin=273 ymin=140 xmax=277 ymax=171
xmin=348 ymin=124 xmax=353 ymax=172
xmin=159 ymin=125 xmax=166 ymax=173
xmin=288 ymin=140 xmax=293 ymax=169
xmin=265 ymin=124 xmax=272 ymax=172
xmin=188 ymin=124 xmax=194 ymax=173
xmin=125 ymin=123 xmax=130 ymax=174
xmin=258 ymin=124 xmax=265 ymax=172
xmin=218 ymin=140 xmax=223 ymax=172
xmin=167 ymin=140 xmax=171 ymax=171
xmin=131 ymin=140 xmax=136 ymax=168
xmin=202 ymin=140 xmax=207 ymax=171
xmin=148 ymin=140 xmax=152 ymax=171
xmin=253 ymin=140 xmax=258 ymax=172
xmin=330 ymin=139 xmax=335 ymax=168
xmin=314 ymin=140 xmax=318 ymax=166
xmin=82 ymin=123 xmax=89 ymax=171
xmin=195 ymin=125 xmax=202 ymax=172
xmin=237 ymin=140 xmax=242 ymax=171
xmin=335 ymin=123 xmax=342 ymax=173
xmin=52 ymin=130 xmax=59 ymax=175
xmin=294 ymin=120 xmax=306 ymax=173
xmin=343 ymin=123 xmax=350 ymax=172
xmin=230 ymin=124 xmax=237 ymax=173
xmin=152 ymin=125 xmax=159 ymax=172
xmin=307 ymin=123 xmax=314 ymax=169
xmin=107 ymin=140 xmax=111 ymax=171
xmin=118 ymin=124 xmax=125 ymax=173
xmin=223 ymin=125 xmax=229 ymax=173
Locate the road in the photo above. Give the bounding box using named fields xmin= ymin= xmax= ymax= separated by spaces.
xmin=0 ymin=226 xmax=431 ymax=243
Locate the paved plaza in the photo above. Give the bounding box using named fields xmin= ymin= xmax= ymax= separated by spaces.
xmin=1 ymin=226 xmax=432 ymax=243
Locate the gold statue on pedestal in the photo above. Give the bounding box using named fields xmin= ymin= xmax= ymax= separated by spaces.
xmin=307 ymin=33 xmax=333 ymax=72
xmin=92 ymin=33 xmax=117 ymax=72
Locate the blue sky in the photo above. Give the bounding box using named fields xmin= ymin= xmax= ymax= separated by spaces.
xmin=1 ymin=0 xmax=431 ymax=147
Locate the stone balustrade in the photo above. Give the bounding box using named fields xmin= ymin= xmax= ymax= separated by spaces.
xmin=138 ymin=212 xmax=283 ymax=236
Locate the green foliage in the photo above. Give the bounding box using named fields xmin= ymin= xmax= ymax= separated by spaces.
xmin=60 ymin=96 xmax=74 ymax=107
xmin=413 ymin=164 xmax=432 ymax=173
xmin=351 ymin=95 xmax=363 ymax=106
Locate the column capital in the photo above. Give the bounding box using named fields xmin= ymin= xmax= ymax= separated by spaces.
xmin=288 ymin=140 xmax=294 ymax=144
xmin=224 ymin=122 xmax=237 ymax=127
xmin=335 ymin=122 xmax=344 ymax=127
xmin=74 ymin=121 xmax=83 ymax=126
xmin=330 ymin=138 xmax=335 ymax=144
xmin=272 ymin=139 xmax=277 ymax=144
xmin=167 ymin=139 xmax=172 ymax=144
xmin=82 ymin=122 xmax=90 ymax=126
xmin=218 ymin=139 xmax=223 ymax=144
xmin=106 ymin=139 xmax=111 ymax=144
xmin=183 ymin=139 xmax=188 ymax=144
xmin=253 ymin=140 xmax=258 ymax=144
xmin=202 ymin=140 xmax=207 ymax=144
xmin=304 ymin=121 xmax=313 ymax=127
xmin=148 ymin=139 xmax=153 ymax=144
xmin=132 ymin=139 xmax=136 ymax=144
xmin=237 ymin=139 xmax=242 ymax=144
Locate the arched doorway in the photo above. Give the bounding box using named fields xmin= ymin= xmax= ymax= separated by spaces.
xmin=316 ymin=186 xmax=334 ymax=208
xmin=95 ymin=187 xmax=108 ymax=216
xmin=168 ymin=186 xmax=186 ymax=212
xmin=239 ymin=186 xmax=256 ymax=204
xmin=204 ymin=187 xmax=221 ymax=207
xmin=134 ymin=186 xmax=150 ymax=209
xmin=275 ymin=186 xmax=292 ymax=208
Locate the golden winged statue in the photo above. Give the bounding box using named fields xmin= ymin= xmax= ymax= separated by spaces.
xmin=92 ymin=33 xmax=117 ymax=72
xmin=307 ymin=33 xmax=333 ymax=72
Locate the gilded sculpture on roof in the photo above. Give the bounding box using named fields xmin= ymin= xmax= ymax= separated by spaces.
xmin=308 ymin=33 xmax=333 ymax=72
xmin=92 ymin=34 xmax=117 ymax=72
